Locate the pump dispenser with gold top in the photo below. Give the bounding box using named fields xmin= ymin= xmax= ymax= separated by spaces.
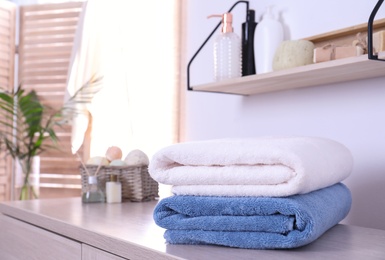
xmin=208 ymin=13 xmax=241 ymax=81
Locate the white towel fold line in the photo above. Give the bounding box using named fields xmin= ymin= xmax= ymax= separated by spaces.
xmin=149 ymin=136 xmax=353 ymax=197
xmin=171 ymin=183 xmax=338 ymax=197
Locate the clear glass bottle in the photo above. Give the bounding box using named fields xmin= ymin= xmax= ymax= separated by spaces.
xmin=209 ymin=13 xmax=242 ymax=81
xmin=82 ymin=175 xmax=105 ymax=203
xmin=106 ymin=174 xmax=122 ymax=203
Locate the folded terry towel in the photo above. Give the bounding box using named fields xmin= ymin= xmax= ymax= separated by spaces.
xmin=153 ymin=183 xmax=351 ymax=249
xmin=149 ymin=136 xmax=353 ymax=197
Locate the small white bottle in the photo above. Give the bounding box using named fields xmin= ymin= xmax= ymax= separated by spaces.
xmin=106 ymin=174 xmax=122 ymax=203
xmin=254 ymin=6 xmax=284 ymax=74
xmin=208 ymin=13 xmax=242 ymax=81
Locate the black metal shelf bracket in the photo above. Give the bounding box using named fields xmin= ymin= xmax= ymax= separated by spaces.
xmin=368 ymin=0 xmax=385 ymax=61
xmin=186 ymin=1 xmax=249 ymax=91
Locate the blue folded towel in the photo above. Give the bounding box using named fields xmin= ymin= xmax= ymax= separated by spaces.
xmin=153 ymin=183 xmax=351 ymax=249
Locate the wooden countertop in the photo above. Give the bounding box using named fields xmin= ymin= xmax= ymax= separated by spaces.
xmin=1 ymin=198 xmax=385 ymax=260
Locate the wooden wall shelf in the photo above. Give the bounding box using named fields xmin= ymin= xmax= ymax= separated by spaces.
xmin=192 ymin=52 xmax=385 ymax=96
xmin=190 ymin=19 xmax=385 ymax=96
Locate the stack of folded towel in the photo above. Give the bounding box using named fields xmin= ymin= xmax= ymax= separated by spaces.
xmin=149 ymin=136 xmax=353 ymax=249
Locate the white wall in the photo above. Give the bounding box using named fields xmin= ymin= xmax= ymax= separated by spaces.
xmin=10 ymin=0 xmax=83 ymax=4
xmin=185 ymin=0 xmax=385 ymax=230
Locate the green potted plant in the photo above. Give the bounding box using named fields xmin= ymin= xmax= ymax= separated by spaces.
xmin=0 ymin=76 xmax=102 ymax=200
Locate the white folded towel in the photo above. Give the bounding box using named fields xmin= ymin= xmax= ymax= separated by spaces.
xmin=149 ymin=136 xmax=353 ymax=197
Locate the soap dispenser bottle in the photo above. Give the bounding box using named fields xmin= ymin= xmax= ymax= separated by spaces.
xmin=254 ymin=6 xmax=284 ymax=74
xmin=242 ymin=9 xmax=257 ymax=76
xmin=208 ymin=13 xmax=242 ymax=81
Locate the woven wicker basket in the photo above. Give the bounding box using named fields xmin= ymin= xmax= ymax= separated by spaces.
xmin=80 ymin=165 xmax=158 ymax=202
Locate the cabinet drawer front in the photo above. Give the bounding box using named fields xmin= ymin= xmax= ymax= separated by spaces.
xmin=0 ymin=214 xmax=81 ymax=260
xmin=82 ymin=244 xmax=126 ymax=260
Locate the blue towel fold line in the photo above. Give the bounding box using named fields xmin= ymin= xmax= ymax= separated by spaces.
xmin=153 ymin=183 xmax=351 ymax=249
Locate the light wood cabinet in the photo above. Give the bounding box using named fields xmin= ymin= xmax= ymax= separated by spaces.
xmin=0 ymin=213 xmax=126 ymax=260
xmin=82 ymin=244 xmax=126 ymax=260
xmin=0 ymin=214 xmax=81 ymax=260
xmin=0 ymin=198 xmax=385 ymax=260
